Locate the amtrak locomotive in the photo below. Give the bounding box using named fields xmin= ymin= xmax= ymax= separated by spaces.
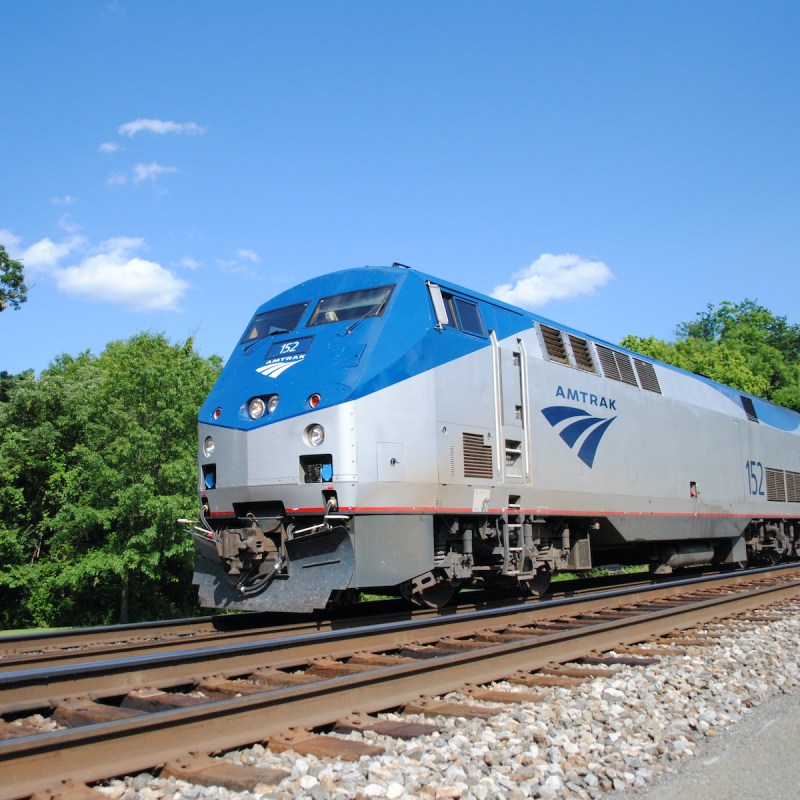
xmin=191 ymin=265 xmax=800 ymax=611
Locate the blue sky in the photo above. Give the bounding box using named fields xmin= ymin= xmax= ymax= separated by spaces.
xmin=2 ymin=1 xmax=799 ymax=375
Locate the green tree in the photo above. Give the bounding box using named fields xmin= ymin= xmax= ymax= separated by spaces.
xmin=0 ymin=244 xmax=28 ymax=311
xmin=0 ymin=334 xmax=222 ymax=627
xmin=622 ymin=300 xmax=800 ymax=411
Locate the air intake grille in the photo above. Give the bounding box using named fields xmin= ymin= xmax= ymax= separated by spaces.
xmin=568 ymin=335 xmax=597 ymax=373
xmin=633 ymin=358 xmax=662 ymax=393
xmin=540 ymin=325 xmax=569 ymax=364
xmin=766 ymin=467 xmax=786 ymax=502
xmin=786 ymin=471 xmax=800 ymax=503
xmin=596 ymin=344 xmax=620 ymax=380
xmin=463 ymin=432 xmax=494 ymax=479
xmin=596 ymin=345 xmax=637 ymax=386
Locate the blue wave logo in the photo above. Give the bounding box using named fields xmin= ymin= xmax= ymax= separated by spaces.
xmin=541 ymin=405 xmax=616 ymax=468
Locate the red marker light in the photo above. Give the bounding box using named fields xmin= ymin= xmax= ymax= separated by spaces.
xmin=213 ymin=407 xmax=222 ymax=420
xmin=308 ymin=393 xmax=321 ymax=408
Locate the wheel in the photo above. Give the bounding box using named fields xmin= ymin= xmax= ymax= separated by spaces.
xmin=401 ymin=579 xmax=461 ymax=609
xmin=518 ymin=569 xmax=551 ymax=597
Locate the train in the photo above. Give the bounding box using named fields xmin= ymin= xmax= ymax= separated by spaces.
xmin=189 ymin=264 xmax=800 ymax=612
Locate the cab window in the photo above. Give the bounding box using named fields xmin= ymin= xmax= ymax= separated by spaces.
xmin=307 ymin=285 xmax=394 ymax=326
xmin=453 ymin=297 xmax=485 ymax=336
xmin=437 ymin=290 xmax=485 ymax=337
xmin=240 ymin=302 xmax=309 ymax=343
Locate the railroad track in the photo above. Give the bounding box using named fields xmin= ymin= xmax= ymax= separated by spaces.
xmin=2 ymin=564 xmax=799 ymax=800
xmin=0 ymin=570 xmax=655 ymax=672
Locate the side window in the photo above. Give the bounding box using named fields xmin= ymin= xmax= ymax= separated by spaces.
xmin=426 ymin=282 xmax=486 ymax=337
xmin=453 ymin=298 xmax=485 ymax=336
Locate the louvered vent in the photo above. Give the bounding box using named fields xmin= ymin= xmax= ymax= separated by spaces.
xmin=765 ymin=468 xmax=786 ymax=502
xmin=785 ymin=471 xmax=800 ymax=503
xmin=596 ymin=345 xmax=637 ymax=385
xmin=634 ymin=359 xmax=662 ymax=393
xmin=463 ymin=432 xmax=494 ymax=479
xmin=568 ymin=335 xmax=597 ymax=373
xmin=540 ymin=325 xmax=569 ymax=364
xmin=741 ymin=396 xmax=759 ymax=423
xmin=596 ymin=345 xmax=620 ymax=380
xmin=616 ymin=353 xmax=637 ymax=385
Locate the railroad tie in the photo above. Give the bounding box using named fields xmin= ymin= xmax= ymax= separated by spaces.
xmin=334 ymin=711 xmax=441 ymax=739
xmin=402 ymin=698 xmax=499 ymax=719
xmin=268 ymin=728 xmax=385 ymax=761
xmin=306 ymin=656 xmax=379 ymax=678
xmin=582 ymin=653 xmax=661 ymax=666
xmin=120 ymin=687 xmax=208 ymax=713
xmin=52 ymin=699 xmax=145 ymax=727
xmin=460 ymin=684 xmax=547 ymax=704
xmin=162 ymin=754 xmax=289 ymax=790
xmin=346 ymin=652 xmax=416 ymax=667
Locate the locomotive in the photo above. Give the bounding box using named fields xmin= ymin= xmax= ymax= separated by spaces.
xmin=190 ymin=264 xmax=800 ymax=611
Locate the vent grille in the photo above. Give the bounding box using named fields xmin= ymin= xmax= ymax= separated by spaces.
xmin=634 ymin=358 xmax=662 ymax=393
xmin=741 ymin=396 xmax=759 ymax=423
xmin=786 ymin=471 xmax=800 ymax=503
xmin=596 ymin=345 xmax=637 ymax=386
xmin=540 ymin=325 xmax=569 ymax=364
xmin=616 ymin=353 xmax=637 ymax=385
xmin=766 ymin=467 xmax=786 ymax=502
xmin=596 ymin=345 xmax=620 ymax=380
xmin=463 ymin=433 xmax=494 ymax=479
xmin=568 ymin=335 xmax=597 ymax=373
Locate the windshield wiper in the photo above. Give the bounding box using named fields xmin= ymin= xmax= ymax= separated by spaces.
xmin=342 ymin=296 xmax=390 ymax=335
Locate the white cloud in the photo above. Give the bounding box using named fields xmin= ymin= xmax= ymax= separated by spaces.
xmin=21 ymin=235 xmax=87 ymax=273
xmin=491 ymin=253 xmax=614 ymax=309
xmin=52 ymin=237 xmax=188 ymax=312
xmin=132 ymin=162 xmax=178 ymax=183
xmin=0 ymin=228 xmax=23 ymax=254
xmin=179 ymin=256 xmax=201 ymax=270
xmin=237 ymin=248 xmax=260 ymax=263
xmin=99 ymin=142 xmax=119 ymax=154
xmin=118 ymin=118 xmax=207 ymax=137
xmin=51 ymin=195 xmax=76 ymax=205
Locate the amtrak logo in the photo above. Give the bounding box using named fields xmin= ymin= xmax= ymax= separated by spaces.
xmin=541 ymin=405 xmax=616 ymax=468
xmin=256 ymin=359 xmax=302 ymax=378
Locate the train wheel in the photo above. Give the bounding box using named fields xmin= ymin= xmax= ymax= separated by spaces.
xmin=402 ymin=579 xmax=461 ymax=609
xmin=518 ymin=569 xmax=551 ymax=597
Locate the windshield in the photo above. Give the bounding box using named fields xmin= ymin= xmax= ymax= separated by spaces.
xmin=239 ymin=302 xmax=309 ymax=343
xmin=307 ymin=285 xmax=394 ymax=326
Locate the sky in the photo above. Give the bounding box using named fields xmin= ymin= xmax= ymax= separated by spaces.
xmin=2 ymin=1 xmax=799 ymax=375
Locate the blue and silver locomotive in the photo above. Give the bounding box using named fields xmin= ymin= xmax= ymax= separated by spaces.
xmin=191 ymin=265 xmax=800 ymax=611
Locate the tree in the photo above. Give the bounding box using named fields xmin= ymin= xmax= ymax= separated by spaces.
xmin=622 ymin=300 xmax=800 ymax=411
xmin=0 ymin=244 xmax=28 ymax=311
xmin=0 ymin=334 xmax=222 ymax=627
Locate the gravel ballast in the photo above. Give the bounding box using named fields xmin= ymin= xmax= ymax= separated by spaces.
xmin=98 ymin=599 xmax=800 ymax=800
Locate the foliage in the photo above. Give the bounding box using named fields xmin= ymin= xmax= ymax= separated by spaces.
xmin=0 ymin=334 xmax=221 ymax=627
xmin=622 ymin=300 xmax=800 ymax=411
xmin=0 ymin=244 xmax=28 ymax=311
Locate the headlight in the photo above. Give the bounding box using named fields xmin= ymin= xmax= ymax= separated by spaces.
xmin=305 ymin=424 xmax=326 ymax=447
xmin=267 ymin=395 xmax=279 ymax=414
xmin=249 ymin=397 xmax=266 ymax=419
xmin=203 ymin=436 xmax=215 ymax=457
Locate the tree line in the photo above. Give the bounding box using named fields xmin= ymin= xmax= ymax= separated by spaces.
xmin=0 ymin=334 xmax=222 ymax=627
xmin=1 ymin=299 xmax=798 ymax=629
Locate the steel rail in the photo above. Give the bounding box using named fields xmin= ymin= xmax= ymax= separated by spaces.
xmin=1 ymin=564 xmax=798 ymax=713
xmin=1 ymin=575 xmax=799 ymax=800
xmin=0 ymin=570 xmax=656 ymax=670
